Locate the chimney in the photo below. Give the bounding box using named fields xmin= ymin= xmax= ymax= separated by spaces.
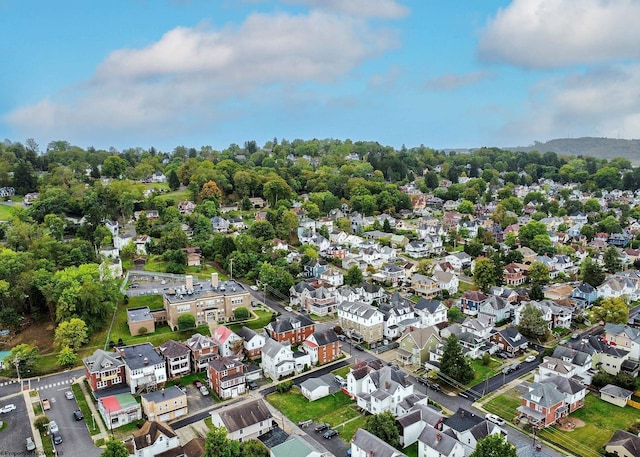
xmin=461 ymin=410 xmax=465 ymax=417
xmin=119 ymin=349 xmax=125 ymax=358
xmin=436 ymin=433 xmax=442 ymax=443
xmin=186 ymin=275 xmax=193 ymax=290
xmin=146 ymin=434 xmax=151 ymax=445
xmin=385 ymin=381 xmax=390 ymax=390
xmin=144 ymin=357 xmax=149 ymax=365
xmin=211 ymin=273 xmax=218 ymax=288
xmin=369 ymin=451 xmax=374 ymax=457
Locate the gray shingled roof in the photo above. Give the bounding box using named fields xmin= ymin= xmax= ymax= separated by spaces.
xmin=352 ymin=429 xmax=407 ymax=457
xmin=418 ymin=425 xmax=459 ymax=455
xmin=601 ymin=384 xmax=633 ymax=399
xmin=117 ymin=343 xmax=164 ymax=370
xmin=214 ymin=399 xmax=272 ymax=433
xmin=141 ymin=386 xmax=185 ymax=404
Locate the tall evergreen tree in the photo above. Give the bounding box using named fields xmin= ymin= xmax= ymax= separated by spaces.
xmin=440 ymin=335 xmax=474 ymax=384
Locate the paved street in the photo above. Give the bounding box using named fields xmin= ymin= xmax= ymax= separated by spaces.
xmin=0 ymin=393 xmax=33 ymax=453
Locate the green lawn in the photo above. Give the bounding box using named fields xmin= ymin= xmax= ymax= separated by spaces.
xmin=128 ymin=295 xmax=164 ymax=310
xmin=266 ymin=389 xmax=354 ymax=424
xmin=229 ymin=310 xmax=274 ymax=333
xmin=482 ymin=387 xmax=522 ymax=422
xmin=458 ymin=281 xmax=479 ymax=293
xmin=338 ymin=415 xmax=367 ymax=442
xmin=332 ymin=366 xmax=350 ymax=378
xmin=538 ymin=394 xmax=640 ymax=457
xmin=403 ymin=442 xmax=418 ymax=457
xmin=0 ymin=203 xmax=14 ymax=220
xmin=469 ymin=357 xmax=502 ymax=387
xmin=71 ymin=383 xmax=101 ymax=436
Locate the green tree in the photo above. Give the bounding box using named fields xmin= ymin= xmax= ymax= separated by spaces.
xmin=364 ymin=411 xmax=400 ymax=449
xmin=54 ymin=318 xmax=89 ymax=350
xmin=382 ymin=218 xmax=392 ymax=233
xmin=470 ymin=434 xmax=517 ymax=457
xmin=447 ymin=306 xmax=463 ymax=321
xmin=4 ymin=343 xmax=39 ymax=378
xmin=204 ymin=426 xmax=240 ymax=457
xmin=344 ymin=265 xmax=364 ymax=286
xmin=239 ymin=440 xmax=269 ymax=457
xmin=440 ymin=335 xmax=474 ymax=384
xmin=34 ymin=415 xmax=51 ymax=433
xmin=473 ymin=257 xmax=498 ymax=292
xmin=580 ymin=224 xmax=595 ymax=241
xmin=178 ymin=314 xmax=196 ymax=331
xmin=580 ymin=257 xmax=605 ymax=287
xmin=518 ymin=221 xmax=547 ymax=247
xmin=457 ymin=199 xmax=475 ymax=214
xmin=135 ymin=212 xmax=151 ymax=236
xmin=590 ymin=297 xmax=628 ymax=325
xmin=58 ymin=346 xmax=78 ymax=367
xmin=259 ymin=262 xmax=294 ymax=297
xmin=517 ymin=304 xmax=549 ymax=340
xmin=528 ymin=261 xmax=550 ymax=285
xmin=233 ymin=307 xmax=249 ymax=320
xmin=101 ymin=438 xmax=130 ymax=457
xmin=168 ymin=169 xmax=181 ymax=191
xmin=248 ymin=221 xmax=275 ymax=240
xmin=0 ymin=306 xmax=20 ymax=332
xmin=101 ymin=156 xmax=129 ymax=178
xmin=604 ymin=246 xmax=622 ymax=273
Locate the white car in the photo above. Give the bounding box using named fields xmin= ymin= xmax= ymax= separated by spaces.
xmin=199 ymin=386 xmax=209 ymax=396
xmin=250 ymin=285 xmax=258 ymax=291
xmin=485 ymin=414 xmax=505 ymax=426
xmin=65 ymin=390 xmax=74 ymax=400
xmin=525 ymin=355 xmax=537 ymax=363
xmin=284 ymin=306 xmax=293 ymax=312
xmin=48 ymin=421 xmax=59 ymax=433
xmin=0 ymin=404 xmax=16 ymax=413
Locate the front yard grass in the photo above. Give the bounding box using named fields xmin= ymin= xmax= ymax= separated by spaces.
xmin=539 ymin=394 xmax=640 ymax=457
xmin=403 ymin=442 xmax=418 ymax=457
xmin=468 ymin=358 xmax=502 ymax=387
xmin=338 ymin=415 xmax=367 ymax=442
xmin=332 ymin=366 xmax=351 ymax=378
xmin=71 ymin=383 xmax=102 ymax=436
xmin=229 ymin=309 xmax=274 ymax=333
xmin=266 ymin=389 xmax=354 ymax=425
xmin=482 ymin=387 xmax=522 ymax=422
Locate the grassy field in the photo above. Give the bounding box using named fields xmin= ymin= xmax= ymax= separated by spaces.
xmin=469 ymin=357 xmax=502 ymax=387
xmin=458 ymin=281 xmax=479 ymax=293
xmin=332 ymin=365 xmax=351 ymax=378
xmin=482 ymin=387 xmax=523 ymax=422
xmin=538 ymin=394 xmax=640 ymax=457
xmin=266 ymin=389 xmax=365 ymax=439
xmin=229 ymin=309 xmax=274 ymax=333
xmin=0 ymin=203 xmax=14 ymax=220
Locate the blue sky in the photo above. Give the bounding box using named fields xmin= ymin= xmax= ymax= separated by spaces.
xmin=2 ymin=0 xmax=640 ymax=152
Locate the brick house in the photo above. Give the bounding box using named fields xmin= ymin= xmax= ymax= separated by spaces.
xmin=265 ymin=315 xmax=315 ymax=346
xmin=207 ymin=356 xmax=246 ymax=399
xmin=503 ymin=263 xmax=527 ymax=286
xmin=302 ymin=329 xmax=341 ymax=365
xmin=517 ymin=382 xmax=568 ymax=428
xmin=83 ymin=349 xmax=126 ymax=392
xmin=185 ymin=333 xmax=219 ymax=372
xmin=158 ymin=340 xmax=191 ymax=379
xmin=489 ymin=327 xmax=528 ymax=356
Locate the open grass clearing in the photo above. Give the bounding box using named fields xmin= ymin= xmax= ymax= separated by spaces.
xmin=403 ymin=442 xmax=418 ymax=457
xmin=0 ymin=204 xmax=14 ymax=220
xmin=266 ymin=389 xmax=354 ymax=425
xmin=332 ymin=366 xmax=351 ymax=378
xmin=468 ymin=357 xmax=502 ymax=387
xmin=482 ymin=386 xmax=522 ymax=422
xmin=538 ymin=394 xmax=640 ymax=457
xmin=337 ymin=415 xmax=367 ymax=442
xmin=229 ymin=309 xmax=274 ymax=333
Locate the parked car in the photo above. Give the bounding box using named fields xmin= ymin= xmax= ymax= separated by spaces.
xmin=334 ymin=375 xmax=345 ymax=384
xmin=502 ymin=366 xmax=513 ymax=375
xmin=129 ymin=283 xmax=140 ymax=289
xmin=247 ymin=381 xmax=258 ymax=390
xmin=417 ymin=377 xmax=429 ymax=385
xmin=64 ymin=390 xmax=74 ymax=400
xmin=73 ymin=410 xmax=84 ymax=421
xmin=512 ymin=362 xmax=521 ymax=370
xmin=427 ymin=381 xmax=441 ymax=391
xmin=199 ymin=386 xmax=210 ymax=396
xmin=250 ymin=285 xmax=258 ymax=291
xmin=525 ymin=355 xmax=536 ymax=363
xmin=52 ymin=431 xmax=63 ymax=445
xmin=496 ymin=352 xmax=509 ymax=359
xmin=26 ymin=437 xmax=36 ymax=451
xmin=284 ymin=306 xmax=293 ymax=312
xmin=323 ymin=429 xmax=339 ymax=439
xmin=0 ymin=404 xmax=16 ymax=413
xmin=354 ymin=344 xmax=365 ymax=351
xmin=194 ymin=380 xmax=203 ymax=389
xmin=42 ymin=399 xmax=51 ymax=411
xmin=314 ymin=423 xmax=330 ymax=433
xmin=49 ymin=421 xmax=59 ymax=434
xmin=485 ymin=413 xmax=505 ymax=426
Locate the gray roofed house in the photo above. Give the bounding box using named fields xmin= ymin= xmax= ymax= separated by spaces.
xmin=515 ymin=440 xmax=553 ymax=457
xmin=83 ymin=349 xmax=127 ymax=392
xmin=210 ymin=399 xmax=274 ymax=441
xmin=300 ymin=377 xmax=331 ymax=401
xmin=158 ymin=340 xmax=191 ymax=378
xmin=271 ymin=436 xmax=322 ymax=457
xmin=443 ymin=408 xmax=484 ymax=433
xmin=605 ymin=429 xmax=640 ymax=457
xmin=352 ymin=428 xmax=408 ymax=457
xmin=418 ymin=425 xmax=464 ymax=457
xmin=601 ymin=384 xmax=633 ymax=407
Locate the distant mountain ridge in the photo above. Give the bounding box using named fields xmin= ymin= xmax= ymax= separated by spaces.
xmin=506 ymin=137 xmax=640 ymax=164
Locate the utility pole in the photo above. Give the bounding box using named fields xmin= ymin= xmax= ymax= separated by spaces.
xmin=14 ymin=357 xmax=21 ymax=386
xmin=229 ymin=258 xmax=233 ymax=281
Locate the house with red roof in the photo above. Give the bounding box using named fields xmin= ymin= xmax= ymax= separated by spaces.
xmin=211 ymin=325 xmax=243 ymax=358
xmin=98 ymin=393 xmax=142 ymax=428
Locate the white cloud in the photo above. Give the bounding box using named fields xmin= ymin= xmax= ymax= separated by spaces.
xmin=5 ymin=10 xmax=399 ymax=143
xmin=283 ymin=0 xmax=409 ymax=19
xmin=478 ymin=0 xmax=640 ymax=68
xmin=425 ymin=71 xmax=494 ymax=90
xmin=499 ymin=64 xmax=640 ymax=143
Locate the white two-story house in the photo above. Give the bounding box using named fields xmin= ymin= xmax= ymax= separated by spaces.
xmin=118 ymin=343 xmax=167 ymax=394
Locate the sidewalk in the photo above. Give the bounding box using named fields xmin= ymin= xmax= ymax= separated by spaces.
xmin=75 ymin=375 xmax=110 ymax=442
xmin=24 ymin=390 xmax=44 ymax=455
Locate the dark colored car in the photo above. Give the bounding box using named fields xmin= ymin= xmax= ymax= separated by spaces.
xmin=323 ymin=429 xmax=339 ymax=439
xmin=314 ymin=423 xmax=330 ymax=433
xmin=496 ymin=352 xmax=509 ymax=359
xmin=427 ymin=381 xmax=441 ymax=391
xmin=247 ymin=381 xmax=258 ymax=390
xmin=417 ymin=377 xmax=429 ymax=385
xmin=52 ymin=431 xmax=63 ymax=445
xmin=354 ymin=345 xmax=365 ymax=351
xmin=194 ymin=380 xmax=203 ymax=389
xmin=73 ymin=410 xmax=84 ymax=421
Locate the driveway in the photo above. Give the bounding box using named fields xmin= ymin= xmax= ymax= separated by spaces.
xmin=185 ymin=384 xmax=215 ymax=411
xmin=0 ymin=393 xmax=33 ymax=453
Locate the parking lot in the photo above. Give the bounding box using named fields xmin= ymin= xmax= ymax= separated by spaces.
xmin=0 ymin=394 xmax=33 ymax=452
xmin=39 ymin=385 xmax=101 ymax=457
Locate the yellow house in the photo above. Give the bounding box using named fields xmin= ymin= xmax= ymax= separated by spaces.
xmin=141 ymin=386 xmax=188 ymax=422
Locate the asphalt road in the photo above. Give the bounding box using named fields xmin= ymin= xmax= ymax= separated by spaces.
xmin=460 ymin=357 xmax=542 ymax=401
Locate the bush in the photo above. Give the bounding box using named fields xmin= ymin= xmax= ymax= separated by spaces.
xmin=234 ymin=307 xmax=249 ymax=320
xmin=275 ymin=380 xmax=294 ymax=393
xmin=138 ymin=327 xmax=148 ymax=335
xmin=481 ymin=353 xmax=491 ymax=366
xmin=178 ymin=314 xmax=196 ymax=331
xmin=34 ymin=415 xmax=50 ymax=432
